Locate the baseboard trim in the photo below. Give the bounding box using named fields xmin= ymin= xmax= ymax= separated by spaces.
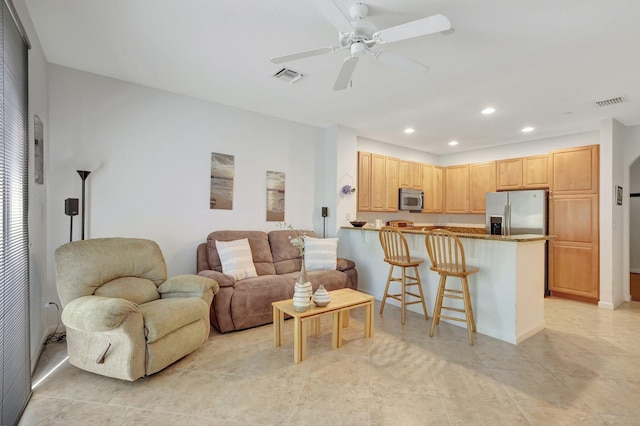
xmin=598 ymin=300 xmax=615 ymax=310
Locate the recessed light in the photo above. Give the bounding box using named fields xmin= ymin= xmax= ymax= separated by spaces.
xmin=448 ymin=140 xmax=459 ymax=146
xmin=521 ymin=126 xmax=534 ymax=133
xmin=481 ymin=107 xmax=496 ymax=115
xmin=404 ymin=128 xmax=415 ymax=134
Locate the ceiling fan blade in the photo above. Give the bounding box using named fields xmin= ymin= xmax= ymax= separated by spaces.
xmin=373 ymin=13 xmax=451 ymax=44
xmin=312 ymin=0 xmax=353 ymax=34
xmin=271 ymin=46 xmax=338 ymax=64
xmin=372 ymin=50 xmax=429 ymax=74
xmin=333 ymin=56 xmax=359 ymax=90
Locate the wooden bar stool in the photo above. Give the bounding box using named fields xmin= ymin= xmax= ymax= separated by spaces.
xmin=378 ymin=226 xmax=429 ymax=325
xmin=425 ymin=229 xmax=479 ymax=345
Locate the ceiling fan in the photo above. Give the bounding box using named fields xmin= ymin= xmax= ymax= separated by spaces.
xmin=271 ymin=1 xmax=451 ymax=90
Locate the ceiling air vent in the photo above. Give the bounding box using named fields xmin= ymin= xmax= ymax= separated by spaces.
xmin=594 ymin=96 xmax=628 ymax=107
xmin=273 ymin=67 xmax=304 ymax=84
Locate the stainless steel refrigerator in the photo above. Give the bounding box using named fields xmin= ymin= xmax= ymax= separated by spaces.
xmin=486 ymin=189 xmax=549 ymax=295
xmin=485 ymin=190 xmax=548 ymax=236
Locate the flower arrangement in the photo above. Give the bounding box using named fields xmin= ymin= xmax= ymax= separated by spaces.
xmin=341 ymin=185 xmax=356 ymax=195
xmin=278 ymin=222 xmax=307 ymax=256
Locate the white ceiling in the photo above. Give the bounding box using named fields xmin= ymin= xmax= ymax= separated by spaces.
xmin=25 ymin=0 xmax=640 ymax=155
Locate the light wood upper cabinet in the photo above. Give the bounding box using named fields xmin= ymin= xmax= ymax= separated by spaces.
xmin=399 ymin=160 xmax=423 ymax=189
xmin=522 ymin=155 xmax=550 ymax=188
xmin=384 ymin=157 xmax=399 ymax=211
xmin=551 ymin=145 xmax=599 ymax=194
xmin=370 ymin=153 xmax=387 ymax=211
xmin=422 ymin=164 xmax=444 ymax=213
xmin=469 ymin=161 xmax=496 ymax=213
xmin=496 ymin=158 xmax=523 ymax=190
xmin=497 ymin=155 xmax=549 ymax=190
xmin=359 ymin=152 xmax=398 ymax=212
xmin=357 ymin=151 xmax=371 ymax=211
xmin=445 ymin=164 xmax=469 ymax=213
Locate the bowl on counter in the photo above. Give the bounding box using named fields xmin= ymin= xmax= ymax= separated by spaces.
xmin=349 ymin=221 xmax=367 ymax=228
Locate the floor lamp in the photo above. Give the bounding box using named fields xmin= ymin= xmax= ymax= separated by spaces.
xmin=77 ymin=170 xmax=91 ymax=240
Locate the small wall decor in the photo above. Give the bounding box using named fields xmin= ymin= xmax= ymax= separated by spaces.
xmin=341 ymin=184 xmax=356 ymax=195
xmin=339 ymin=173 xmax=356 ymax=197
xmin=210 ymin=152 xmax=234 ymax=210
xmin=34 ymin=115 xmax=44 ymax=184
xmin=266 ymin=171 xmax=285 ymax=221
xmin=616 ymin=185 xmax=623 ymax=205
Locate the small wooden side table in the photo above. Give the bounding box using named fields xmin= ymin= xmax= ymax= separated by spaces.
xmin=272 ymin=288 xmax=374 ymax=363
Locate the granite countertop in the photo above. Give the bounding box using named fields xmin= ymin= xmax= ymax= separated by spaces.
xmin=341 ymin=225 xmax=554 ymax=242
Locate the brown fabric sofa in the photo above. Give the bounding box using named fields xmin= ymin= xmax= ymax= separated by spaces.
xmin=196 ymin=230 xmax=358 ymax=332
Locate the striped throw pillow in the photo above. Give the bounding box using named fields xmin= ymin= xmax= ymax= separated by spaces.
xmin=304 ymin=237 xmax=338 ymax=271
xmin=215 ymin=238 xmax=258 ymax=280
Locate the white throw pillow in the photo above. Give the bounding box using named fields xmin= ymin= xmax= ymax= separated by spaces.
xmin=215 ymin=238 xmax=258 ymax=280
xmin=304 ymin=237 xmax=338 ymax=271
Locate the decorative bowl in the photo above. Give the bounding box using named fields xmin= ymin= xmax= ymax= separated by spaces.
xmin=350 ymin=221 xmax=367 ymax=228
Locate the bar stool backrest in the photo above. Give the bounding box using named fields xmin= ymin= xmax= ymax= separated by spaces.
xmin=379 ymin=226 xmax=412 ymax=265
xmin=425 ymin=229 xmax=468 ymax=275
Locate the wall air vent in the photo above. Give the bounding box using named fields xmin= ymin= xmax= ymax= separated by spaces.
xmin=273 ymin=67 xmax=304 ymax=84
xmin=594 ymin=96 xmax=628 ymax=107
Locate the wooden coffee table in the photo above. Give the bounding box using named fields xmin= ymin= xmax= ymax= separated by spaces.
xmin=272 ymin=288 xmax=374 ymax=363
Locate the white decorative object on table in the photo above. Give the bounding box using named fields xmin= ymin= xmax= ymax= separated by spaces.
xmin=312 ymin=284 xmax=331 ymax=307
xmin=293 ymin=282 xmax=311 ymax=312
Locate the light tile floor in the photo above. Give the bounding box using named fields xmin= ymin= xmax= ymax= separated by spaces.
xmin=20 ymin=297 xmax=640 ymax=425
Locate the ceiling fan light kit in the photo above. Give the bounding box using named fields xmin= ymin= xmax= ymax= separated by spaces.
xmin=271 ymin=1 xmax=451 ymax=90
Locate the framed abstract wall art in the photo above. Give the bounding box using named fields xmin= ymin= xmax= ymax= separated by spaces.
xmin=266 ymin=171 xmax=285 ymax=221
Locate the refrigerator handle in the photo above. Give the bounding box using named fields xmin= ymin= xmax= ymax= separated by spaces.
xmin=507 ymin=202 xmax=512 ymax=236
xmin=503 ymin=203 xmax=508 ymax=236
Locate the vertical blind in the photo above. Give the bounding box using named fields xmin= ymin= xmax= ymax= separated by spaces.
xmin=0 ymin=0 xmax=29 ymax=423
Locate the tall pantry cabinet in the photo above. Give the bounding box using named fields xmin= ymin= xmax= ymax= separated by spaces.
xmin=548 ymin=145 xmax=599 ymax=302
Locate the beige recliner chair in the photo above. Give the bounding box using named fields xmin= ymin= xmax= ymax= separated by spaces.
xmin=54 ymin=237 xmax=219 ymax=381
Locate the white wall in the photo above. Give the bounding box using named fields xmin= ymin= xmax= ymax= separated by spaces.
xmin=14 ymin=0 xmax=51 ymax=369
xmin=45 ymin=65 xmax=324 ymax=307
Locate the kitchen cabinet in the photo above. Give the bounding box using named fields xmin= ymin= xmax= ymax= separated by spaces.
xmin=496 ymin=158 xmax=522 ymax=190
xmin=549 ymin=193 xmax=599 ymax=301
xmin=370 ymin=153 xmax=387 ymax=211
xmin=551 ymin=145 xmax=599 ymax=194
xmin=445 ymin=164 xmax=469 ymax=213
xmin=359 ymin=152 xmax=398 ymax=212
xmin=469 ymin=161 xmax=496 ymax=213
xmin=522 ymin=155 xmax=550 ymax=188
xmin=384 ymin=157 xmax=399 ymax=211
xmin=496 ymin=155 xmax=549 ymax=190
xmin=399 ymin=160 xmax=423 ymax=189
xmin=422 ymin=164 xmax=443 ymax=213
xmin=357 ymin=151 xmax=371 ymax=211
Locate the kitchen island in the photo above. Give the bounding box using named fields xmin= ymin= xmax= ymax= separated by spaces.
xmin=338 ymin=226 xmax=551 ymax=344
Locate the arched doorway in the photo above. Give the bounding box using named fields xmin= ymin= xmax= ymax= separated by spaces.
xmin=630 ymin=157 xmax=640 ymax=301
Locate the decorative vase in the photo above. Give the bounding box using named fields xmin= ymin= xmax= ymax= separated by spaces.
xmin=292 ymin=282 xmax=310 ymax=312
xmin=312 ymin=284 xmax=331 ymax=307
xmin=297 ymin=255 xmax=308 ymax=285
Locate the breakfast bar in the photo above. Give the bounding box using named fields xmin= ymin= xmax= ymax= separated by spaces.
xmin=338 ymin=226 xmax=550 ymax=344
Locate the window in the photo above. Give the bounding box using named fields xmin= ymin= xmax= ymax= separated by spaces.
xmin=0 ymin=0 xmax=30 ymax=424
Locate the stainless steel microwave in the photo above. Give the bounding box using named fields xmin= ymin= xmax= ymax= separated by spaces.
xmin=398 ymin=188 xmax=424 ymax=211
